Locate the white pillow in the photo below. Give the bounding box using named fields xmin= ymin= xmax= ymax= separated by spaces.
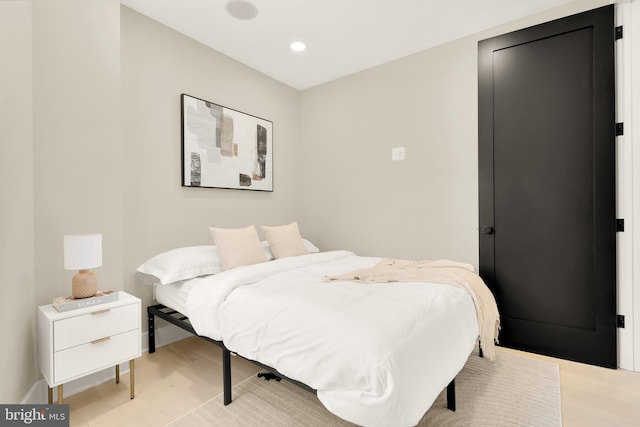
xmin=261 ymin=222 xmax=308 ymax=259
xmin=209 ymin=225 xmax=268 ymax=270
xmin=136 ymin=245 xmax=222 ymax=285
xmin=302 ymin=239 xmax=320 ymax=253
xmin=263 ymin=239 xmax=319 ymax=259
xmin=137 ymin=242 xmax=273 ymax=285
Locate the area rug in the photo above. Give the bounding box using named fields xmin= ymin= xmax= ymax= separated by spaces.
xmin=167 ymin=349 xmax=561 ymax=427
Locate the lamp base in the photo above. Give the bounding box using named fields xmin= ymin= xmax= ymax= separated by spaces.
xmin=72 ymin=269 xmax=97 ymax=298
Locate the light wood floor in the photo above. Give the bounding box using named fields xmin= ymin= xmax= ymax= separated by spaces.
xmin=65 ymin=336 xmax=640 ymax=426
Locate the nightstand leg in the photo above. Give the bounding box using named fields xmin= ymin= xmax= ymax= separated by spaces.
xmin=57 ymin=385 xmax=63 ymax=404
xmin=116 ymin=364 xmax=120 ymax=384
xmin=129 ymin=360 xmax=135 ymax=399
xmin=47 ymin=386 xmax=52 ymax=404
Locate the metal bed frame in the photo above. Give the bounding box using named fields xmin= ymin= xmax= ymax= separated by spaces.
xmin=147 ymin=303 xmax=457 ymax=412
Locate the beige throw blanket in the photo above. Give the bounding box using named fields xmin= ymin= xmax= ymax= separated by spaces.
xmin=326 ymin=258 xmax=500 ymax=360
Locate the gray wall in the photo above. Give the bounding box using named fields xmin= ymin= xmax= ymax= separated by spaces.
xmin=298 ymin=0 xmax=609 ymax=267
xmin=33 ymin=0 xmax=123 ymax=308
xmin=2 ymin=1 xmax=301 ymax=404
xmin=0 ymin=0 xmax=36 ymax=404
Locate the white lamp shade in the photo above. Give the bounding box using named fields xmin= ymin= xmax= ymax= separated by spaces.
xmin=64 ymin=234 xmax=103 ymax=270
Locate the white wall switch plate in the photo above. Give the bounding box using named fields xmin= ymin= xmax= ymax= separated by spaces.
xmin=391 ymin=146 xmax=405 ymax=161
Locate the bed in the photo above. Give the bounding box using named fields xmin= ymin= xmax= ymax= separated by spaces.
xmin=142 ymin=238 xmax=498 ymax=427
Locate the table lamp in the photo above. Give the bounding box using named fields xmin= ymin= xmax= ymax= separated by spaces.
xmin=64 ymin=234 xmax=102 ymax=298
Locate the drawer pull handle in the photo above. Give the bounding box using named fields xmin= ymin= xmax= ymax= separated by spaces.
xmin=91 ymin=309 xmax=111 ymax=315
xmin=91 ymin=337 xmax=111 ymax=345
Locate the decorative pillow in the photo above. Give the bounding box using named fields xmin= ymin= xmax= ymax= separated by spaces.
xmin=261 ymin=222 xmax=308 ymax=259
xmin=136 ymin=246 xmax=222 ymax=285
xmin=209 ymin=225 xmax=268 ymax=270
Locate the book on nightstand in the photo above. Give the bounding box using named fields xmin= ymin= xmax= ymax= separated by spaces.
xmin=53 ymin=290 xmax=119 ymax=312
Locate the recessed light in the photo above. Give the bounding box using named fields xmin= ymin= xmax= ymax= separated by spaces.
xmin=225 ymin=0 xmax=258 ymax=21
xmin=290 ymin=41 xmax=306 ymax=52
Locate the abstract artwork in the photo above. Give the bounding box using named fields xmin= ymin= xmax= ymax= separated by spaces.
xmin=181 ymin=93 xmax=273 ymax=191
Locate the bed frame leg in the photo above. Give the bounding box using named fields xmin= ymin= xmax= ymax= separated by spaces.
xmin=446 ymin=379 xmax=456 ymax=411
xmin=148 ymin=308 xmax=156 ymax=354
xmin=223 ymin=346 xmax=232 ymax=405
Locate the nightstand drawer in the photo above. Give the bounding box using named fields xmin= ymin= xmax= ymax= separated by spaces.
xmin=54 ymin=303 xmax=138 ymax=351
xmin=54 ymin=329 xmax=139 ymax=383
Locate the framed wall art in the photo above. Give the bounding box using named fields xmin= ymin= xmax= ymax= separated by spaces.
xmin=181 ymin=93 xmax=273 ymax=191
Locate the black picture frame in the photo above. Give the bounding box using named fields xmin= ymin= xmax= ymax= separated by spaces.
xmin=181 ymin=93 xmax=273 ymax=191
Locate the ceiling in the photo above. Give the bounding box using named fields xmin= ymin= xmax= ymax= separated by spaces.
xmin=120 ymin=0 xmax=576 ymax=91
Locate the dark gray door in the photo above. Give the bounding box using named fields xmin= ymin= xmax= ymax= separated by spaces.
xmin=478 ymin=5 xmax=616 ymax=368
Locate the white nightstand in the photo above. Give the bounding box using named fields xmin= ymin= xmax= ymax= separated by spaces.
xmin=38 ymin=291 xmax=141 ymax=404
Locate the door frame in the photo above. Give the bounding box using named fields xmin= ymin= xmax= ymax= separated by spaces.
xmin=625 ymin=0 xmax=640 ymax=373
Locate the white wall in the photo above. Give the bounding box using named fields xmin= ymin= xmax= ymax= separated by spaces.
xmin=0 ymin=0 xmax=36 ymax=404
xmin=300 ymin=37 xmax=479 ymax=262
xmin=120 ymin=7 xmax=302 ymax=315
xmin=298 ymin=0 xmax=610 ymax=265
xmin=298 ymin=0 xmax=639 ymax=369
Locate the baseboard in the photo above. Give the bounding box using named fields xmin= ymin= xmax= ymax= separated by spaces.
xmin=21 ymin=325 xmax=192 ymax=404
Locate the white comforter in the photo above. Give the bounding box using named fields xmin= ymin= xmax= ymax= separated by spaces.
xmin=185 ymin=251 xmax=478 ymax=427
